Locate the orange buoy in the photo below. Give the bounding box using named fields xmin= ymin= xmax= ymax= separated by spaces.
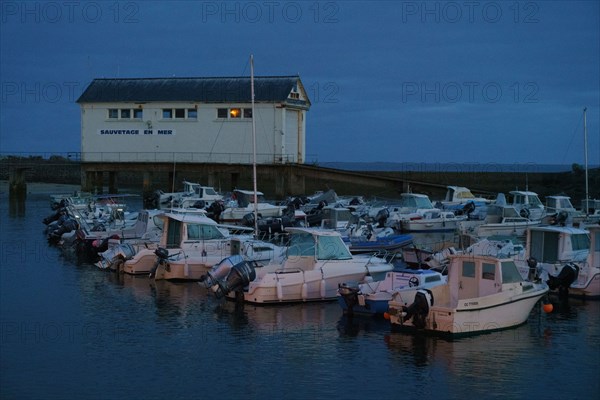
xmin=543 ymin=303 xmax=554 ymax=313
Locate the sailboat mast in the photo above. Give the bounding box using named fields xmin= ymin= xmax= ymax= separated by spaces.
xmin=251 ymin=55 xmax=259 ymax=235
xmin=584 ymin=107 xmax=589 ymax=215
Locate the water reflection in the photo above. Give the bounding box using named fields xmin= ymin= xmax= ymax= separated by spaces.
xmin=8 ymin=192 xmax=26 ymax=217
xmin=211 ymin=299 xmax=341 ymax=336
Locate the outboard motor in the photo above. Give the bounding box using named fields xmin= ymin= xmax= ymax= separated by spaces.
xmin=47 ymin=217 xmax=79 ymax=244
xmin=202 ymin=255 xmax=257 ymax=300
xmin=547 ymin=263 xmax=580 ymax=297
xmin=338 ymin=282 xmax=361 ymax=316
xmin=551 ymin=211 xmax=569 ymax=226
xmin=375 ymin=208 xmax=390 ymax=228
xmin=461 ymin=201 xmax=476 ymax=217
xmin=200 ymin=255 xmax=244 ymax=288
xmin=526 ymin=257 xmax=539 ymax=281
xmin=213 ymin=260 xmax=257 ymax=299
xmin=402 ymin=289 xmax=434 ymax=329
xmin=43 ymin=208 xmax=66 ymax=225
xmin=149 ymin=247 xmax=170 ymax=278
xmin=241 ymin=212 xmax=256 ymax=228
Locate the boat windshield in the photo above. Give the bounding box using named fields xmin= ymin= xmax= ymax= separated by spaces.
xmin=501 ymin=260 xmax=523 ymax=283
xmin=572 ymin=233 xmax=590 ymax=251
xmin=187 ymin=223 xmax=226 ymax=240
xmin=316 ymin=235 xmax=353 ymax=260
xmin=401 ymin=196 xmax=433 ymax=209
xmin=288 ymin=232 xmax=315 ymax=257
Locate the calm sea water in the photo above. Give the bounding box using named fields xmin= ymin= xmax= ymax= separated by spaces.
xmin=1 ymin=187 xmax=599 ymax=400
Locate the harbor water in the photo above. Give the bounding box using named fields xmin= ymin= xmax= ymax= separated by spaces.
xmin=1 ymin=186 xmax=599 ymax=400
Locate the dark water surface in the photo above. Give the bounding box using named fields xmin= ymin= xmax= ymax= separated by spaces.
xmin=1 ymin=188 xmax=599 ymax=400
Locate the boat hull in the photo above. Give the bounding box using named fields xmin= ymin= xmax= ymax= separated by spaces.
xmin=388 ymin=288 xmax=547 ymax=337
xmin=242 ymin=262 xmax=393 ymax=304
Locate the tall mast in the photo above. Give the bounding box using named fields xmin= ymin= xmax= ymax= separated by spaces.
xmin=584 ymin=107 xmax=589 ymax=215
xmin=251 ymin=55 xmax=258 ymax=235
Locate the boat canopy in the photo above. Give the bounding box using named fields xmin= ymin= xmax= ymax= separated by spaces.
xmin=287 ymin=230 xmax=352 ymax=260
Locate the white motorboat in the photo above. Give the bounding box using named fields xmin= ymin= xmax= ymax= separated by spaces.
xmin=202 ymin=227 xmax=395 ymax=304
xmin=519 ymin=224 xmax=599 ymax=299
xmin=508 ymin=190 xmax=546 ymax=221
xmin=462 ymin=193 xmax=541 ymax=238
xmin=220 ymin=189 xmax=286 ymax=224
xmin=401 ymin=209 xmax=466 ymax=233
xmin=337 ymin=267 xmax=446 ymax=316
xmin=97 ymin=212 xmax=283 ymax=281
xmin=155 ymin=180 xmax=222 ymax=208
xmin=440 ymin=186 xmax=491 ymax=208
xmin=386 ymin=253 xmax=548 ymax=336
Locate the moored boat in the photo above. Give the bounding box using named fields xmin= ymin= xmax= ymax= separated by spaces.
xmin=202 ymin=227 xmax=395 ymax=304
xmin=386 ymin=253 xmax=548 ymax=336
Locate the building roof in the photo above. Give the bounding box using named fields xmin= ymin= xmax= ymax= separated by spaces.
xmin=77 ymin=76 xmax=310 ymax=107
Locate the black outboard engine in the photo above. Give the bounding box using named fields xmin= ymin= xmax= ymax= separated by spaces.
xmin=338 ymin=282 xmax=361 ymax=316
xmin=547 ymin=263 xmax=580 ymax=297
xmin=47 ymin=216 xmax=80 ymax=244
xmin=200 ymin=255 xmax=244 ymax=287
xmin=201 ymin=255 xmax=257 ymax=300
xmin=375 ymin=208 xmax=390 ymax=228
xmin=43 ymin=208 xmax=66 ymax=225
xmin=402 ymin=289 xmax=434 ymax=329
xmin=551 ymin=211 xmax=569 ymax=226
xmin=149 ymin=247 xmax=170 ymax=278
xmin=241 ymin=212 xmax=256 ymax=228
xmin=526 ymin=257 xmax=539 ymax=281
xmin=462 ymin=201 xmax=476 ymax=217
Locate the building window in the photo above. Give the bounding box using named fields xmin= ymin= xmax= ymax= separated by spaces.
xmin=162 ymin=109 xmax=173 ymax=119
xmin=229 ymin=108 xmax=241 ymax=118
xmin=187 ymin=109 xmax=197 ymax=119
xmin=133 ymin=109 xmax=143 ymax=119
xmin=217 ymin=108 xmax=228 ymax=118
xmin=175 ymin=108 xmax=185 ymax=119
xmin=108 ymin=109 xmax=119 ymax=119
xmin=243 ymin=108 xmax=253 ymax=118
xmin=121 ymin=109 xmax=131 ymax=119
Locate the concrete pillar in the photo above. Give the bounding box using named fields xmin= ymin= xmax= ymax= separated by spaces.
xmin=94 ymin=171 xmax=104 ymax=194
xmin=108 ymin=171 xmax=117 ymax=194
xmin=142 ymin=171 xmax=153 ymax=192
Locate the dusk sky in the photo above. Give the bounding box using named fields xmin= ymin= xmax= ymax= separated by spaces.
xmin=1 ymin=1 xmax=598 ymax=167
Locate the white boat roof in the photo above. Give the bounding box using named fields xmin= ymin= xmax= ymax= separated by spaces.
xmin=509 ymin=190 xmax=540 ymax=196
xmin=401 ymin=192 xmax=430 ymax=198
xmin=285 ymin=227 xmax=342 ymax=237
xmin=529 ymin=225 xmax=589 ymax=234
xmin=235 ymin=189 xmax=265 ymax=196
xmin=160 ymin=212 xmax=218 ymax=225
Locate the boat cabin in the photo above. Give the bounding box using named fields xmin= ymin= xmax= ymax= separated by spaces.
xmin=320 ymin=206 xmax=354 ymax=231
xmin=395 ymin=193 xmax=435 ymax=215
xmin=526 ymin=226 xmax=590 ymax=265
xmin=231 ymin=189 xmax=267 ymax=207
xmin=160 ymin=213 xmax=228 ymax=249
xmin=509 ymin=190 xmax=545 ymax=220
xmin=448 ymin=255 xmax=526 ymax=304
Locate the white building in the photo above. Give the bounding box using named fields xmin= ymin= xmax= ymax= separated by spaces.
xmin=77 ymin=76 xmax=310 ymax=164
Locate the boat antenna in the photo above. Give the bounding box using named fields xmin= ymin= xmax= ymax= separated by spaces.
xmin=584 ymin=106 xmax=589 ymax=216
xmin=251 ymin=54 xmax=259 ymax=236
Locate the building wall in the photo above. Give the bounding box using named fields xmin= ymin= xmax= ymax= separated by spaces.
xmin=80 ymin=101 xmax=306 ymax=164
